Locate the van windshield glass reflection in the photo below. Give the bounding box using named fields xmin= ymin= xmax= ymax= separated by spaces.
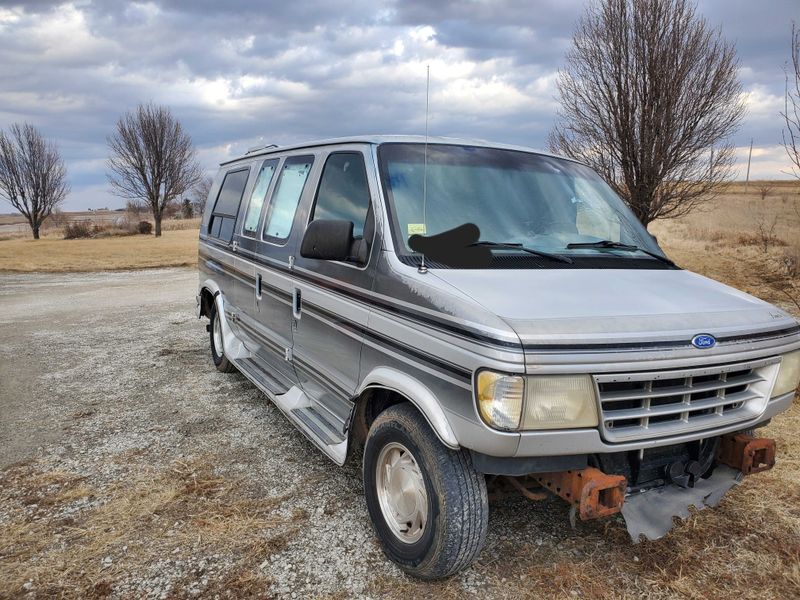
xmin=377 ymin=143 xmax=663 ymax=262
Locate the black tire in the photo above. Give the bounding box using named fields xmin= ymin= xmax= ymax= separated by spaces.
xmin=363 ymin=403 xmax=488 ymax=579
xmin=208 ymin=302 xmax=236 ymax=373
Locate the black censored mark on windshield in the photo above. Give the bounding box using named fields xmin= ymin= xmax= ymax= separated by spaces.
xmin=408 ymin=223 xmax=575 ymax=268
xmin=408 ymin=223 xmax=492 ymax=268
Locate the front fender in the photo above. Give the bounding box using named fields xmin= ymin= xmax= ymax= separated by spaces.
xmin=357 ymin=366 xmax=460 ymax=449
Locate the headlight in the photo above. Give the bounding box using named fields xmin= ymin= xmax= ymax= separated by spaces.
xmin=522 ymin=374 xmax=599 ymax=429
xmin=773 ymin=350 xmax=800 ymax=397
xmin=475 ymin=371 xmax=599 ymax=430
xmin=476 ymin=371 xmax=524 ymax=430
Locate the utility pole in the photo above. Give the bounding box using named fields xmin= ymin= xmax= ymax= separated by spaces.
xmin=709 ymin=147 xmax=714 ymax=181
xmin=744 ymin=138 xmax=753 ymax=192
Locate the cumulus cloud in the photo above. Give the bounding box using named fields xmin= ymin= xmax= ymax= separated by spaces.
xmin=732 ymin=144 xmax=796 ymax=181
xmin=0 ymin=0 xmax=796 ymax=210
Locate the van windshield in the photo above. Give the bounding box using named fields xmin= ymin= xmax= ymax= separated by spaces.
xmin=377 ymin=143 xmax=667 ymax=268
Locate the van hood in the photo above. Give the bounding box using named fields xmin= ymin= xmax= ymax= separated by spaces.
xmin=430 ymin=268 xmax=797 ymax=346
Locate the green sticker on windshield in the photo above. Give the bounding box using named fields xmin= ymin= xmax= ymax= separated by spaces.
xmin=407 ymin=223 xmax=427 ymax=235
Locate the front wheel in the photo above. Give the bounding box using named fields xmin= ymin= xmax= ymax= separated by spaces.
xmin=208 ymin=301 xmax=236 ymax=373
xmin=363 ymin=403 xmax=488 ymax=579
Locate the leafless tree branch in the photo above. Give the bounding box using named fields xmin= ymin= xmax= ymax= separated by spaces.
xmin=191 ymin=174 xmax=213 ymax=217
xmin=548 ymin=0 xmax=745 ymax=226
xmin=758 ymin=183 xmax=774 ymax=200
xmin=781 ymin=23 xmax=800 ymax=180
xmin=0 ymin=123 xmax=69 ymax=239
xmin=106 ymin=102 xmax=201 ymax=236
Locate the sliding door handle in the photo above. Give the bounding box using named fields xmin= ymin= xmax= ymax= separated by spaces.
xmin=292 ymin=287 xmax=302 ymax=320
xmin=255 ymin=274 xmax=262 ymax=300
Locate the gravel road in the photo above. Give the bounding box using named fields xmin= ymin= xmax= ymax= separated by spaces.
xmin=1 ymin=268 xmax=797 ymax=599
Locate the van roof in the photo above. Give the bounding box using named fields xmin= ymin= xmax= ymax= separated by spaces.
xmin=220 ymin=135 xmax=568 ymax=166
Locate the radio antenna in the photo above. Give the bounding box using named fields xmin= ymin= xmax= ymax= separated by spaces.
xmin=419 ymin=65 xmax=430 ymax=274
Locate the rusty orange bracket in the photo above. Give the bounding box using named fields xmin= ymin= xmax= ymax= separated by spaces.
xmin=504 ymin=475 xmax=549 ymax=501
xmin=717 ymin=433 xmax=776 ymax=476
xmin=534 ymin=467 xmax=627 ymax=520
xmin=487 ymin=475 xmax=549 ymax=502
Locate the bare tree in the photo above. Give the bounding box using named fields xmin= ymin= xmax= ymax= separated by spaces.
xmin=107 ymin=103 xmax=201 ymax=236
xmin=192 ymin=174 xmax=213 ymax=217
xmin=0 ymin=123 xmax=69 ymax=239
xmin=549 ymin=0 xmax=745 ymax=226
xmin=782 ymin=23 xmax=800 ymax=180
xmin=125 ymin=199 xmax=144 ymax=220
xmin=755 ymin=212 xmax=779 ymax=253
xmin=758 ymin=183 xmax=774 ymax=201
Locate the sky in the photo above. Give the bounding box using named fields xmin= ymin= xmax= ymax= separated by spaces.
xmin=0 ymin=0 xmax=798 ymax=211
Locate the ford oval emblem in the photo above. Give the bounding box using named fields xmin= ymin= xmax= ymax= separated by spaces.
xmin=691 ymin=334 xmax=716 ymax=349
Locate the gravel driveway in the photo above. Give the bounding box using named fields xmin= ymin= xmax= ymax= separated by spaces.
xmin=1 ymin=269 xmax=798 ymax=599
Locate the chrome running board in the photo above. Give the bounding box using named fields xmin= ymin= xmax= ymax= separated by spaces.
xmin=232 ymin=356 xmax=348 ymax=465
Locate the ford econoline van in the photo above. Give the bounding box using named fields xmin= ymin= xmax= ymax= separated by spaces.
xmin=197 ymin=136 xmax=800 ymax=579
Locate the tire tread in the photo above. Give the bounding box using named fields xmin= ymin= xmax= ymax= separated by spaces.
xmin=365 ymin=403 xmax=488 ymax=579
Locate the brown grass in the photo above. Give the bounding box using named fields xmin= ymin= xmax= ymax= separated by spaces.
xmin=0 ymin=228 xmax=199 ymax=272
xmin=650 ymin=182 xmax=800 ymax=313
xmin=161 ymin=218 xmax=202 ymax=231
xmin=0 ymin=215 xmax=201 ymax=241
xmin=0 ymin=458 xmax=300 ymax=598
xmin=0 ymin=210 xmax=122 ymax=226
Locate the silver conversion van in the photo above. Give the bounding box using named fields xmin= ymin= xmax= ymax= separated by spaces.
xmin=197 ymin=136 xmax=800 ymax=579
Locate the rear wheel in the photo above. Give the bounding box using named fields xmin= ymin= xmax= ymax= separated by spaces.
xmin=208 ymin=302 xmax=236 ymax=373
xmin=363 ymin=403 xmax=488 ymax=579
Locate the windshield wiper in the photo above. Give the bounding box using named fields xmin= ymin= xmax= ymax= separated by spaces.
xmin=471 ymin=241 xmax=574 ymax=264
xmin=565 ymin=240 xmax=676 ymax=267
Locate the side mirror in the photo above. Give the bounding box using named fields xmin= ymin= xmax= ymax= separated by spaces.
xmin=300 ymin=219 xmax=354 ymax=261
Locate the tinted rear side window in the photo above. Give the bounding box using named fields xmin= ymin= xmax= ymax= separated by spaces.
xmin=243 ymin=159 xmax=279 ymax=236
xmin=209 ymin=168 xmax=249 ymax=243
xmin=311 ymin=152 xmax=371 ymax=237
xmin=263 ymin=155 xmax=314 ymax=243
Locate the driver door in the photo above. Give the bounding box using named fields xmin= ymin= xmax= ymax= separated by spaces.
xmin=290 ymin=149 xmax=378 ymax=435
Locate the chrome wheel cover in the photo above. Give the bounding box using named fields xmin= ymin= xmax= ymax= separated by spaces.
xmin=212 ymin=312 xmax=223 ymax=357
xmin=375 ymin=441 xmax=428 ymax=544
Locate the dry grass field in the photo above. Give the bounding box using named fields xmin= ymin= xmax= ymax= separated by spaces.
xmin=0 ymin=228 xmax=200 ymax=272
xmin=0 ymin=213 xmax=201 ymax=240
xmin=0 ymin=210 xmax=124 ymax=238
xmin=650 ymin=181 xmax=800 ymax=315
xmin=0 ymin=217 xmax=203 ymax=272
xmin=0 ymin=210 xmax=123 ymax=226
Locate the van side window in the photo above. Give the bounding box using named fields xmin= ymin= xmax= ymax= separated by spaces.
xmin=208 ymin=168 xmax=249 ymax=243
xmin=263 ymin=155 xmax=314 ymax=243
xmin=242 ymin=159 xmax=279 ymax=236
xmin=311 ymin=152 xmax=371 ymax=238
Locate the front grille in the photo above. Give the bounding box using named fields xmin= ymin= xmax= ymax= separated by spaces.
xmin=594 ymin=357 xmax=780 ymax=443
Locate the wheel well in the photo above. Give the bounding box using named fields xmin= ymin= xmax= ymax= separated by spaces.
xmin=199 ymin=288 xmax=215 ymax=319
xmin=350 ymin=387 xmax=409 ymax=451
